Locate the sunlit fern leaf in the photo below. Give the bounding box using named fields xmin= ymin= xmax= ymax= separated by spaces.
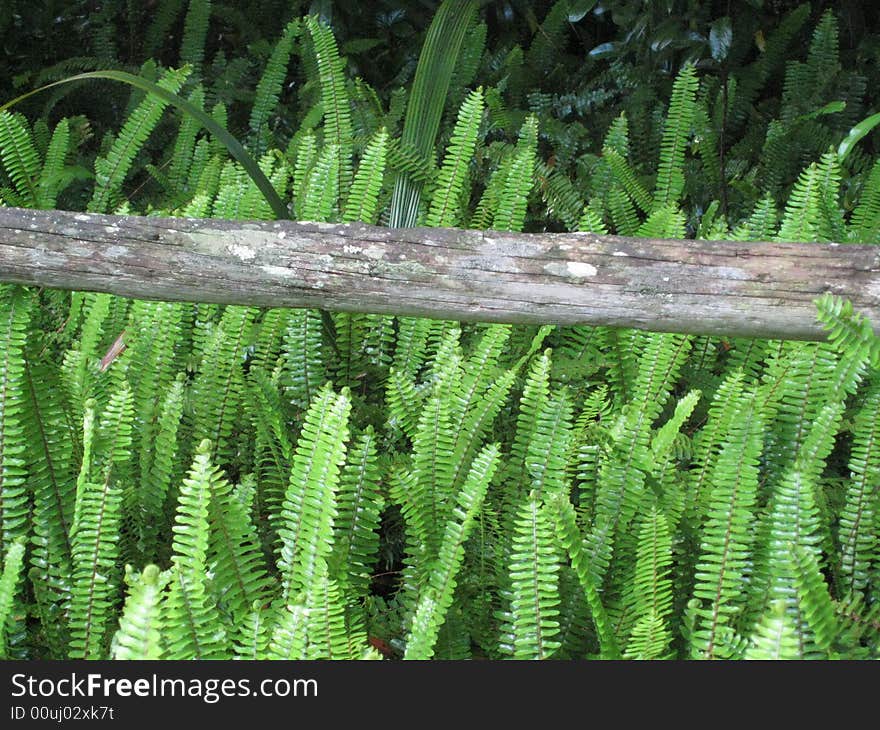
xmin=343 ymin=127 xmax=389 ymax=224
xmin=300 ymin=143 xmax=339 ymax=222
xmin=636 ymin=205 xmax=686 ymax=239
xmin=623 ymin=509 xmax=674 ymax=660
xmin=249 ymin=20 xmax=300 ymax=157
xmin=392 ymin=317 xmax=434 ymax=381
xmin=753 ymin=402 xmax=842 ymax=657
xmin=0 ymin=287 xmax=32 ymax=556
xmin=385 ymin=368 xmax=422 ymax=441
xmin=330 ymin=428 xmax=383 ymax=599
xmin=525 ymin=391 xmax=572 ymax=500
xmin=201 ymin=457 xmax=272 ymax=627
xmin=404 ymin=443 xmax=499 ymax=659
xmin=111 ymin=565 xmax=167 ymax=660
xmin=791 ymin=544 xmax=840 ymax=656
xmin=281 ymin=308 xmax=326 ymax=411
xmin=88 ymin=66 xmax=190 ymax=214
xmin=493 ymin=115 xmax=538 ymax=232
xmin=689 ymin=390 xmax=763 ymax=660
xmin=306 ymin=16 xmax=353 ymax=195
xmin=266 ymin=602 xmax=308 ymax=660
xmin=504 ymin=491 xmax=561 ymax=659
xmin=838 ymin=385 xmax=880 ymax=595
xmin=425 ymin=87 xmax=484 ymax=228
xmin=69 ymin=386 xmax=133 ymax=660
xmin=0 ymin=539 xmax=25 ymax=658
xmin=180 ymin=0 xmax=211 ymax=74
xmin=232 ymin=600 xmax=271 ymax=659
xmin=278 ymin=386 xmax=350 ymax=602
xmin=815 ymin=294 xmax=880 ymax=370
xmin=775 ymin=155 xmax=832 ymax=243
xmin=304 ymin=558 xmax=363 ymax=659
xmin=550 ymin=493 xmax=619 ymax=659
xmin=653 ymin=64 xmax=698 ymax=211
xmin=744 ymin=600 xmax=800 ymax=660
xmin=163 ymin=439 xmax=228 ymax=659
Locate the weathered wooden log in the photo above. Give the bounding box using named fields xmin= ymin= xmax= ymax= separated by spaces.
xmin=0 ymin=206 xmax=878 ymax=340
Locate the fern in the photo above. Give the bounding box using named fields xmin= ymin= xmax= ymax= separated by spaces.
xmin=623 ymin=507 xmax=674 ymax=659
xmin=653 ymin=64 xmax=699 ymax=210
xmin=404 ymin=443 xmax=499 ymax=659
xmin=163 ymin=440 xmax=228 ymax=660
xmin=330 ymin=428 xmax=383 ymax=598
xmin=503 ymin=491 xmax=561 ymax=659
xmin=0 ymin=287 xmax=31 ymax=556
xmin=425 ymin=87 xmax=484 ymax=228
xmin=689 ymin=389 xmax=763 ymax=660
xmin=249 ymin=21 xmax=301 ymax=157
xmin=0 ymin=539 xmax=25 ymax=658
xmin=493 ymin=115 xmax=538 ymax=231
xmin=306 ymin=16 xmax=353 ymax=194
xmin=343 ymin=127 xmax=389 ymax=224
xmin=111 ymin=565 xmax=167 ymax=660
xmin=89 ymin=66 xmax=191 ymax=214
xmin=68 ymin=385 xmax=133 ymax=660
xmin=278 ymin=385 xmax=350 ymax=602
xmin=180 ymin=0 xmax=211 ymax=74
xmin=0 ymin=112 xmax=42 ymax=208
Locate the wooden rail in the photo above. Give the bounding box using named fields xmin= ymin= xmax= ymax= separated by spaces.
xmin=0 ymin=206 xmax=878 ymax=340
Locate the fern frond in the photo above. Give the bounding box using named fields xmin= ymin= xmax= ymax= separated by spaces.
xmin=838 ymin=386 xmax=880 ymax=594
xmin=0 ymin=112 xmax=41 ymax=207
xmin=88 ymin=66 xmax=190 ymax=213
xmin=306 ymin=16 xmax=353 ymax=193
xmin=180 ymin=0 xmax=211 ymax=74
xmin=330 ymin=428 xmax=383 ymax=598
xmin=404 ymin=443 xmax=499 ymax=659
xmin=163 ymin=440 xmax=228 ymax=659
xmin=111 ymin=565 xmax=167 ymax=660
xmin=503 ymin=491 xmax=561 ymax=659
xmin=744 ymin=601 xmax=800 ymax=660
xmin=281 ymin=308 xmax=326 ymax=410
xmin=343 ymin=127 xmax=389 ymax=224
xmin=299 ymin=143 xmax=340 ymax=221
xmin=622 ymin=507 xmax=673 ymax=660
xmin=0 ymin=539 xmax=25 ymax=658
xmin=249 ymin=20 xmax=300 ymax=156
xmin=550 ymin=493 xmax=619 ymax=659
xmin=425 ymin=87 xmax=484 ymax=228
xmin=69 ymin=385 xmax=133 ymax=660
xmin=0 ymin=287 xmax=32 ymax=555
xmin=653 ymin=64 xmax=698 ymax=210
xmin=689 ymin=391 xmax=763 ymax=659
xmin=278 ymin=385 xmax=350 ymax=601
xmin=493 ymin=115 xmax=538 ymax=232
xmin=37 ymin=117 xmax=71 ymax=209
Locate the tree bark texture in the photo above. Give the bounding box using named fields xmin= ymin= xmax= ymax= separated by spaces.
xmin=0 ymin=206 xmax=878 ymax=340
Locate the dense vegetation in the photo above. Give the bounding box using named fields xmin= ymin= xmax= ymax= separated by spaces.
xmin=0 ymin=1 xmax=878 ymax=660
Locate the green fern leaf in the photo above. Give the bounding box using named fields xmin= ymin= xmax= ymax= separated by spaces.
xmin=653 ymin=64 xmax=699 ymax=210
xmin=425 ymin=87 xmax=484 ymax=228
xmin=111 ymin=565 xmax=167 ymax=660
xmin=0 ymin=539 xmax=25 ymax=658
